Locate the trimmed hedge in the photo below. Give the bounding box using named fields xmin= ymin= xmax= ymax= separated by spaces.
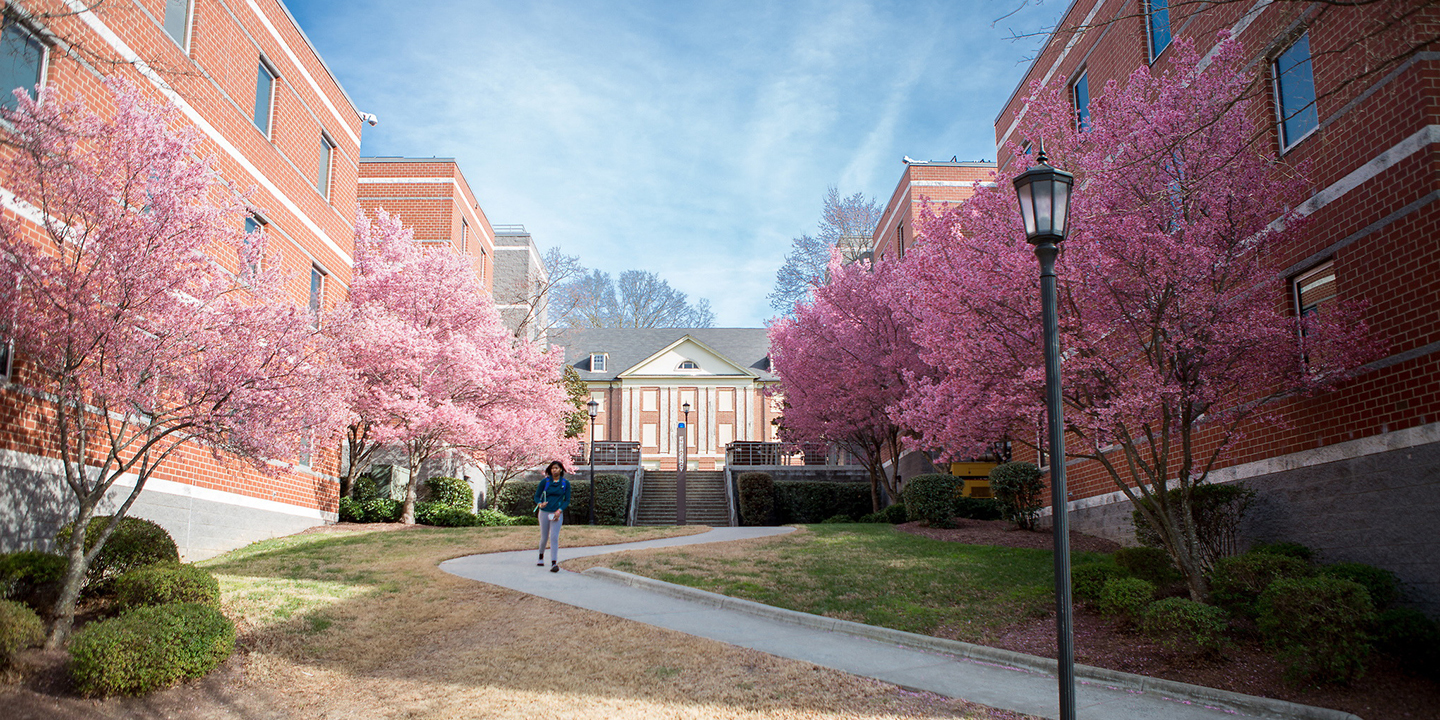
xmin=738 ymin=472 xmax=775 ymax=526
xmin=903 ymin=474 xmax=962 ymax=528
xmin=114 ymin=563 xmax=220 ymax=610
xmin=0 ymin=599 xmax=44 ymax=665
xmin=337 ymin=496 xmax=364 ymax=523
xmin=953 ymin=497 xmax=1002 ymax=521
xmin=1099 ymin=577 xmax=1154 ymax=621
xmin=1209 ymin=552 xmax=1311 ymax=617
xmin=858 ymin=503 xmax=907 ymax=524
xmin=989 ymin=462 xmax=1045 ymax=530
xmin=359 ymin=498 xmax=402 ymax=523
xmin=1114 ymin=547 xmax=1182 ymax=588
xmin=0 ymin=551 xmax=66 ymax=610
xmin=773 ymin=481 xmax=870 ymax=524
xmin=1259 ymin=576 xmax=1375 ymax=684
xmin=414 ymin=501 xmax=479 ymax=527
xmin=1141 ymin=597 xmax=1228 ymax=656
xmin=1318 ymin=562 xmax=1400 ymax=610
xmin=1072 ymin=563 xmax=1127 ymax=603
xmin=54 ymin=516 xmax=179 ymax=587
xmin=68 ymin=603 xmax=235 ymax=696
xmin=423 ymin=476 xmax=474 ymax=510
xmin=1376 ymin=608 xmax=1440 ymax=678
xmin=497 ymin=475 xmax=631 ymax=525
xmin=1250 ymin=541 xmax=1316 ymax=562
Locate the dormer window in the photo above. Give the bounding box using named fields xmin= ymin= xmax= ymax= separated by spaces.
xmin=678 ymin=360 xmax=700 ymax=370
xmin=590 ymin=353 xmax=607 ymax=372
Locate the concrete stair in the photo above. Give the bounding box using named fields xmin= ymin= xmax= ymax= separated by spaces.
xmin=635 ymin=471 xmax=731 ymax=526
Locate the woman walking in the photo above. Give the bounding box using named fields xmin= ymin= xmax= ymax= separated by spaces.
xmin=534 ymin=460 xmax=571 ymax=573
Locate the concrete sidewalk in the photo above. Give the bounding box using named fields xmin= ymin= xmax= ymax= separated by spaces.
xmin=439 ymin=527 xmax=1358 ymax=720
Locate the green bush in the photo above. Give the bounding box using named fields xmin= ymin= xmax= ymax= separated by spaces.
xmin=494 ymin=481 xmax=537 ymax=517
xmin=953 ymin=497 xmax=1003 ymax=521
xmin=1208 ymin=552 xmax=1311 ymax=617
xmin=0 ymin=550 xmax=67 ymax=609
xmin=903 ymin=474 xmax=962 ymax=528
xmin=738 ymin=472 xmax=775 ymax=526
xmin=114 ymin=563 xmax=220 ymax=610
xmin=423 ymin=476 xmax=474 ymax=510
xmin=54 ymin=516 xmax=179 ymax=587
xmin=564 ymin=475 xmax=632 ymax=525
xmin=360 ymin=498 xmax=402 ymax=523
xmin=474 ymin=509 xmax=521 ymax=527
xmin=774 ymin=481 xmax=870 ymax=524
xmin=1375 ymin=608 xmax=1440 ymax=678
xmin=0 ymin=599 xmax=44 ymax=665
xmin=1072 ymin=563 xmax=1127 ymax=603
xmin=1099 ymin=577 xmax=1154 ymax=620
xmin=1318 ymin=562 xmax=1400 ymax=610
xmin=989 ymin=462 xmax=1045 ymax=530
xmin=1141 ymin=597 xmax=1228 ymax=656
xmin=337 ymin=497 xmax=365 ymax=523
xmin=1115 ymin=546 xmax=1182 ymax=588
xmin=68 ymin=602 xmax=235 ymax=696
xmin=414 ymin=502 xmax=483 ymax=527
xmin=351 ymin=473 xmax=379 ymax=502
xmin=857 ymin=511 xmax=887 ymax=523
xmin=882 ymin=502 xmax=907 ymax=524
xmin=1250 ymin=541 xmax=1316 ymax=562
xmin=1132 ymin=483 xmax=1255 ymax=566
xmin=1258 ymin=576 xmax=1374 ymax=684
xmin=820 ymin=514 xmax=853 ymax=524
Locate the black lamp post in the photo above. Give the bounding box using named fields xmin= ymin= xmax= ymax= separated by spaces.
xmin=677 ymin=401 xmax=691 ymax=525
xmin=1013 ymin=145 xmax=1077 ymax=720
xmin=586 ymin=398 xmax=599 ymax=525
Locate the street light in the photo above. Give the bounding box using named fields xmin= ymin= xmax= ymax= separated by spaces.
xmin=586 ymin=398 xmax=599 ymax=525
xmin=1013 ymin=144 xmax=1077 ymax=720
xmin=677 ymin=401 xmax=691 ymax=525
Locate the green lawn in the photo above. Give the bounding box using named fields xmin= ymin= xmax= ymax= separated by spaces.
xmin=585 ymin=523 xmax=1113 ymax=642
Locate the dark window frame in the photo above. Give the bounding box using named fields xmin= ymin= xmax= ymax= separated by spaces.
xmin=317 ymin=131 xmax=335 ymax=199
xmin=254 ymin=57 xmax=278 ymax=136
xmin=1145 ymin=0 xmax=1172 ymax=63
xmin=1272 ymin=31 xmax=1320 ymax=153
xmin=162 ymin=0 xmax=193 ymax=52
xmin=0 ymin=17 xmax=47 ymax=113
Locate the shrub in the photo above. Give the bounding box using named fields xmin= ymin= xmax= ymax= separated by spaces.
xmin=360 ymin=498 xmax=402 ymax=523
xmin=1208 ymin=552 xmax=1311 ymax=617
xmin=1318 ymin=562 xmax=1400 ymax=610
xmin=738 ymin=472 xmax=774 ymax=526
xmin=882 ymin=502 xmax=907 ymax=524
xmin=414 ymin=502 xmax=482 ymax=527
xmin=422 ymin=476 xmax=474 ymax=510
xmin=564 ymin=475 xmax=632 ymax=525
xmin=1258 ymin=576 xmax=1374 ymax=684
xmin=1114 ymin=547 xmax=1182 ymax=588
xmin=0 ymin=551 xmax=67 ymax=609
xmin=989 ymin=462 xmax=1045 ymax=530
xmin=474 ymin=509 xmax=521 ymax=527
xmin=1099 ymin=577 xmax=1154 ymax=620
xmin=1250 ymin=541 xmax=1316 ymax=562
xmin=494 ymin=481 xmax=537 ymax=517
xmin=0 ymin=599 xmax=44 ymax=665
xmin=903 ymin=474 xmax=962 ymax=528
xmin=1072 ymin=563 xmax=1127 ymax=603
xmin=857 ymin=511 xmax=887 ymax=523
xmin=1132 ymin=483 xmax=1255 ymax=566
xmin=820 ymin=514 xmax=853 ymax=524
xmin=953 ymin=497 xmax=1003 ymax=521
xmin=1375 ymin=608 xmax=1440 ymax=678
xmin=54 ymin=516 xmax=179 ymax=587
xmin=350 ymin=473 xmax=379 ymax=502
xmin=773 ymin=482 xmax=870 ymax=524
xmin=337 ymin=497 xmax=365 ymax=523
xmin=1141 ymin=597 xmax=1229 ymax=656
xmin=68 ymin=602 xmax=235 ymax=696
xmin=114 ymin=563 xmax=220 ymax=610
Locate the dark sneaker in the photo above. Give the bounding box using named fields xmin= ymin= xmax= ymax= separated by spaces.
xmin=549 ymin=563 xmax=559 ymax=573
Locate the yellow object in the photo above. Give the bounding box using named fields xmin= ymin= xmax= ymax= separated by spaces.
xmin=949 ymin=462 xmax=998 ymax=498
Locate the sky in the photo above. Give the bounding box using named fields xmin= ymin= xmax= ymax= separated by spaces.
xmin=285 ymin=0 xmax=1068 ymax=327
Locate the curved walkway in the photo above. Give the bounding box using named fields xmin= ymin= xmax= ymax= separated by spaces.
xmin=439 ymin=527 xmax=1355 ymax=720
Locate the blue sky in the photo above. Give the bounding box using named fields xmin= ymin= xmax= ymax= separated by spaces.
xmin=286 ymin=0 xmax=1066 ymax=327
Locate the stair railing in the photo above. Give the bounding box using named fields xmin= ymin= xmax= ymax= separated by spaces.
xmin=626 ymin=467 xmax=644 ymax=526
xmin=723 ymin=468 xmax=738 ymax=527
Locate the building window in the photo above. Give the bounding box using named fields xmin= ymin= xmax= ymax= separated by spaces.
xmin=896 ymin=224 xmax=904 ymax=259
xmin=0 ymin=337 xmax=11 ymax=382
xmin=254 ymin=59 xmax=277 ymax=136
xmin=590 ymin=353 xmax=607 ymax=372
xmin=1273 ymin=33 xmax=1319 ymax=152
xmin=317 ymin=133 xmax=334 ymax=198
xmin=1072 ymin=71 xmax=1090 ymax=131
xmin=641 ymin=423 xmax=658 ymax=448
xmin=1146 ymin=0 xmax=1172 ymax=61
xmin=1293 ymin=260 xmax=1336 ymax=318
xmin=242 ymin=216 xmax=266 ymax=277
xmin=641 ymin=389 xmax=658 ymax=412
xmin=479 ymin=246 xmax=487 ymax=281
xmin=0 ymin=20 xmax=45 ymax=112
xmin=461 ymin=219 xmax=469 ymax=253
xmin=308 ymin=265 xmax=324 ymax=327
xmin=163 ymin=0 xmax=192 ymax=50
xmin=678 ymin=360 xmax=699 ymax=370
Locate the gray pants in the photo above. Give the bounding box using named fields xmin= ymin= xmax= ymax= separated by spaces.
xmin=538 ymin=510 xmax=563 ymax=562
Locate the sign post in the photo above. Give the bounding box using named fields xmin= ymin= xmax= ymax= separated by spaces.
xmin=676 ymin=420 xmax=687 ymax=525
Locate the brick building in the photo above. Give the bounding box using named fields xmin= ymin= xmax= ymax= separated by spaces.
xmin=995 ymin=1 xmax=1440 ymax=610
xmin=0 ymin=0 xmax=367 ymax=558
xmin=358 ymin=157 xmax=498 ymax=293
xmin=870 ymin=159 xmax=997 ymax=262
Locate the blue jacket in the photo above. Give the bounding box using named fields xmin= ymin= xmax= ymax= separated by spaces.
xmin=534 ymin=476 xmax=571 ymax=514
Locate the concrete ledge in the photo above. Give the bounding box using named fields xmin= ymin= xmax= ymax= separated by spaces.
xmin=584 ymin=567 xmax=1361 ymax=720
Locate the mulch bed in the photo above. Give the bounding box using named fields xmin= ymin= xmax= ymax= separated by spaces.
xmin=907 ymin=517 xmax=1440 ymax=719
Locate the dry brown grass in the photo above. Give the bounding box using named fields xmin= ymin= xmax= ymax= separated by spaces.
xmin=186 ymin=524 xmax=1025 ymax=720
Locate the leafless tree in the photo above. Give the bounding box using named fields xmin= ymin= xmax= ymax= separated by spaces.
xmin=555 ymin=269 xmax=714 ymax=328
xmin=769 ymin=186 xmax=882 ymax=315
xmin=502 ymin=246 xmax=586 ymax=340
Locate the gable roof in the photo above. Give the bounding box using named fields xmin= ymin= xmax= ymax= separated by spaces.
xmin=548 ymin=328 xmax=775 ymax=382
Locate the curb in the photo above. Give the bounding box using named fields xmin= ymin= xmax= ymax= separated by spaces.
xmin=583 ymin=567 xmax=1361 ymax=720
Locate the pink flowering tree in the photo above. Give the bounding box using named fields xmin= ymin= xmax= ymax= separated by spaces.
xmin=899 ymin=38 xmax=1381 ymax=599
xmin=769 ymin=256 xmax=950 ymax=512
xmin=0 ymin=81 xmax=343 ymax=645
xmin=329 ymin=211 xmax=572 ymax=523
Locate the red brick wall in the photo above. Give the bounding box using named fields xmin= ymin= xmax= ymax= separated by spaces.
xmin=358 ymin=159 xmax=499 ymax=293
xmin=871 ymin=163 xmax=997 ymax=260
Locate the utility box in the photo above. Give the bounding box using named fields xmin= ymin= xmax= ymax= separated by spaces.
xmin=368 ymin=464 xmax=411 ymax=501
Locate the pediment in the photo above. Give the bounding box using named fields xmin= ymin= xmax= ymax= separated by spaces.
xmin=618 ymin=335 xmax=755 ymax=378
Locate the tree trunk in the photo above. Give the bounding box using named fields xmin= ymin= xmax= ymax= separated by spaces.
xmin=46 ymin=499 xmax=96 ymax=648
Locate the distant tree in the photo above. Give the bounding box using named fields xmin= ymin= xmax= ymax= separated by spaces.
xmin=561 ymin=365 xmax=590 ymax=439
xmin=0 ymin=81 xmax=342 ymax=646
xmin=769 ymin=187 xmax=882 ymax=315
xmin=555 ymin=269 xmax=714 ymax=328
xmin=501 ymin=246 xmax=586 ymax=340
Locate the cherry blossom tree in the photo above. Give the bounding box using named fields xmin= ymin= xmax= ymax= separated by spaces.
xmin=769 ymin=256 xmax=946 ymax=512
xmin=898 ymin=37 xmax=1381 ymax=600
xmin=0 ymin=80 xmax=343 ymax=645
xmin=330 ymin=211 xmax=573 ymax=523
